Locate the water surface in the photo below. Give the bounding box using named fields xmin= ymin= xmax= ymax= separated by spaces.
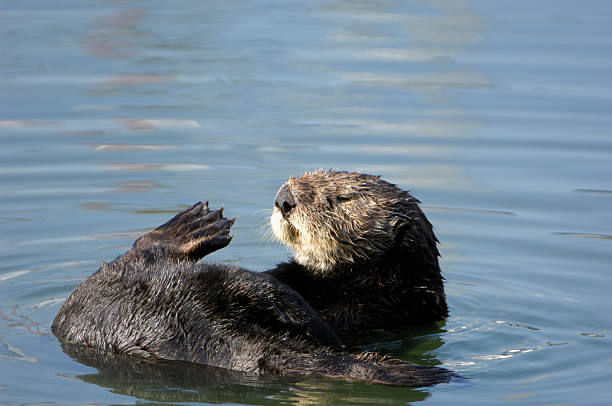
xmin=1 ymin=0 xmax=611 ymax=404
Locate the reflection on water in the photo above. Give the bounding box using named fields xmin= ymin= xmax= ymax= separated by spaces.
xmin=0 ymin=304 xmax=46 ymax=339
xmin=61 ymin=342 xmax=432 ymax=405
xmin=84 ymin=9 xmax=150 ymax=59
xmin=101 ymin=163 xmax=211 ymax=172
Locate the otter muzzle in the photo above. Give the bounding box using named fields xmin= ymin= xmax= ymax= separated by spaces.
xmin=274 ymin=184 xmax=296 ymax=217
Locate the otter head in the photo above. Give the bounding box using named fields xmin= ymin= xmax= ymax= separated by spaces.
xmin=270 ymin=170 xmax=437 ymax=274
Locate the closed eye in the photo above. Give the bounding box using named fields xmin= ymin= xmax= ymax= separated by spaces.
xmin=336 ymin=196 xmax=351 ymax=203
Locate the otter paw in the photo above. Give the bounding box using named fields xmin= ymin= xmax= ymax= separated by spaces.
xmin=133 ymin=202 xmax=235 ymax=261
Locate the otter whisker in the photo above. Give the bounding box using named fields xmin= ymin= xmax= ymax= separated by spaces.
xmin=254 ymin=208 xmax=274 ymax=214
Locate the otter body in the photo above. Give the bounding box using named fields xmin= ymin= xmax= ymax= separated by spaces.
xmin=53 ymin=259 xmax=341 ymax=372
xmin=267 ymin=258 xmax=446 ymax=334
xmin=53 ymin=201 xmax=452 ymax=386
xmin=268 ymin=170 xmax=448 ymax=334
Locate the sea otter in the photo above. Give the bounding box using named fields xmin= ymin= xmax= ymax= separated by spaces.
xmin=267 ymin=170 xmax=448 ymax=334
xmin=52 ymin=201 xmax=452 ymax=386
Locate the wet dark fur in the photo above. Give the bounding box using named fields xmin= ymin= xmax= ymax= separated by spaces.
xmin=267 ymin=256 xmax=446 ymax=335
xmin=267 ymin=170 xmax=448 ymax=334
xmin=53 ymin=202 xmax=453 ymax=386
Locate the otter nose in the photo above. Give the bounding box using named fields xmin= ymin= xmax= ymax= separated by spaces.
xmin=275 ymin=184 xmax=296 ymax=216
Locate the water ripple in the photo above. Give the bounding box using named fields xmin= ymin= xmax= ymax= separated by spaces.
xmin=474 ymin=347 xmax=537 ymax=361
xmin=95 ymin=144 xmax=177 ymax=151
xmin=554 ymin=232 xmax=612 ymax=241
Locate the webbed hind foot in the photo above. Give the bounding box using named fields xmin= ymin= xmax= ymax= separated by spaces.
xmin=133 ymin=202 xmax=235 ymax=261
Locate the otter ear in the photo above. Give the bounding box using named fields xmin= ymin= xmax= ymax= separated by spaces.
xmin=393 ymin=219 xmax=424 ymax=254
xmin=392 ymin=220 xmax=412 ymax=248
xmin=393 ymin=219 xmax=439 ymax=264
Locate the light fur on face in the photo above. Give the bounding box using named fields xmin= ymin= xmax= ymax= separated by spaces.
xmin=270 ymin=170 xmax=421 ymax=273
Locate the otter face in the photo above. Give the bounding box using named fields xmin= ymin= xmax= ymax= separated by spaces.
xmin=270 ymin=170 xmax=423 ymax=273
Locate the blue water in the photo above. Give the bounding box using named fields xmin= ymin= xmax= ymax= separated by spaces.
xmin=1 ymin=1 xmax=611 ymax=404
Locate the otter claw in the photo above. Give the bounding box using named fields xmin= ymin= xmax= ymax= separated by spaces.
xmin=134 ymin=202 xmax=235 ymax=261
xmin=188 ymin=201 xmax=204 ymax=216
